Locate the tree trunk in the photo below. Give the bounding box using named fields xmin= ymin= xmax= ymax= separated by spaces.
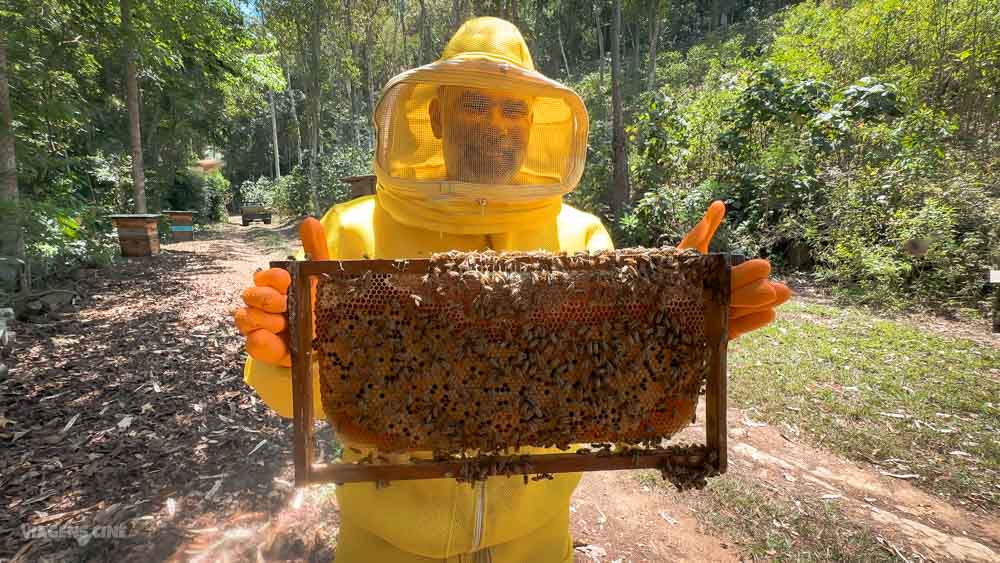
xmin=631 ymin=22 xmax=641 ymax=82
xmin=557 ymin=22 xmax=571 ymax=78
xmin=121 ymin=0 xmax=147 ymax=213
xmin=532 ymin=0 xmax=544 ymax=55
xmin=418 ymin=0 xmax=431 ymax=64
xmin=0 ymin=38 xmax=24 ymax=269
xmin=290 ymin=85 xmax=303 ymax=168
xmin=365 ymin=27 xmax=376 ymax=150
xmin=307 ymin=0 xmax=322 ymax=214
xmin=611 ymin=0 xmax=629 ymax=218
xmin=269 ymin=90 xmax=281 ymax=178
xmin=345 ymin=0 xmax=364 ymax=146
xmin=594 ymin=2 xmax=605 ymax=87
xmin=400 ymin=0 xmax=410 ymax=68
xmin=452 ymin=0 xmax=462 ymax=30
xmin=646 ymin=0 xmax=661 ymax=90
xmin=144 ymin=100 xmax=161 ymax=167
xmin=281 ymin=57 xmax=303 ymax=167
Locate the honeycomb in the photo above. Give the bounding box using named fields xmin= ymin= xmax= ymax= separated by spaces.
xmin=312 ymin=247 xmax=725 ymax=456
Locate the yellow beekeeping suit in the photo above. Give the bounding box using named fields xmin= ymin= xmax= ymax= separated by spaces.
xmin=244 ymin=16 xmax=611 ymax=562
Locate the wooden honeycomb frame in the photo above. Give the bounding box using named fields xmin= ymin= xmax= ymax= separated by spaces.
xmin=273 ymin=251 xmax=733 ymax=487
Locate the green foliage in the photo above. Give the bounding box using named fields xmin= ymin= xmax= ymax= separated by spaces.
xmin=770 ymin=0 xmax=999 ymax=133
xmin=3 ymin=0 xmax=275 ymax=288
xmin=315 ymin=144 xmax=371 ymax=208
xmin=239 ymin=145 xmax=370 ymax=217
xmin=628 ymin=93 xmax=689 ymax=199
xmin=165 ymin=170 xmax=231 ymax=223
xmin=612 ymin=2 xmax=999 ymax=312
xmin=811 ymin=109 xmax=1000 ymax=309
xmin=18 ymin=197 xmax=119 ymax=284
xmin=619 ymin=179 xmax=723 ymax=249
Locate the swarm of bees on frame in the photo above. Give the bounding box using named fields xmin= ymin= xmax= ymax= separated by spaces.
xmin=312 ymin=247 xmax=724 ymax=483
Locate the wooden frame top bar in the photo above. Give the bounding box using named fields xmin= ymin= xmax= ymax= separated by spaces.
xmin=271 ymin=251 xmax=735 ymax=277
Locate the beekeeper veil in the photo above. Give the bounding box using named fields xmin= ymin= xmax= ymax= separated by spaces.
xmin=373 ymin=17 xmax=589 ymax=235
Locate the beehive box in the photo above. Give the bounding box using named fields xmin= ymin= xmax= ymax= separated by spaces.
xmin=163 ymin=210 xmax=195 ymax=242
xmin=109 ymin=214 xmax=161 ymax=257
xmin=276 ymin=248 xmax=732 ymax=487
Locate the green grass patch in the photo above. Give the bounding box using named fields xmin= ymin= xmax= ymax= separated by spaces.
xmin=693 ymin=474 xmax=894 ymax=562
xmin=730 ymin=300 xmax=1000 ymax=508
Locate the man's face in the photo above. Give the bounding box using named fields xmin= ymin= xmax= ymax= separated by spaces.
xmin=429 ymin=86 xmax=533 ymax=184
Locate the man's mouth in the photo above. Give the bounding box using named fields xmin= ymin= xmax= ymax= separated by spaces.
xmin=466 ymin=146 xmax=514 ymax=162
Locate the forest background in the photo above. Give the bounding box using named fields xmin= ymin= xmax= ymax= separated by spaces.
xmin=1 ymin=0 xmax=998 ymax=315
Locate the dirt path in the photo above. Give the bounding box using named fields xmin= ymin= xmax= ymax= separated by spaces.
xmin=2 ymin=219 xmax=997 ymax=562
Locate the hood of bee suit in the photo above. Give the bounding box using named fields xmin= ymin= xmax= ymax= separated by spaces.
xmin=373 ymin=17 xmax=589 ymax=235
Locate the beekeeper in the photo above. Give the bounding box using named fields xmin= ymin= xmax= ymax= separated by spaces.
xmin=234 ymin=17 xmax=789 ymax=562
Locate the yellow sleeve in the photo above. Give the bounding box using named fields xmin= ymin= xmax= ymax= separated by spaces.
xmin=243 ymin=357 xmax=325 ymax=418
xmin=242 ymin=206 xmax=344 ymax=419
xmin=585 ymin=219 xmax=615 ymax=251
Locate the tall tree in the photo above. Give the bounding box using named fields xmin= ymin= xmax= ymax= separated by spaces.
xmin=646 ymin=0 xmax=662 ymax=90
xmin=344 ymin=0 xmax=362 ymax=145
xmin=593 ymin=1 xmax=605 ymax=87
xmin=283 ymin=60 xmax=303 ymax=166
xmin=451 ymin=0 xmax=468 ymax=30
xmin=610 ymin=0 xmax=629 ymax=217
xmin=307 ymin=0 xmax=323 ymax=212
xmin=418 ymin=0 xmax=432 ymax=63
xmin=557 ymin=11 xmax=571 ymax=78
xmin=269 ymin=90 xmax=281 ymax=178
xmin=0 ymin=35 xmax=23 ymax=268
xmin=630 ymin=21 xmax=641 ymax=80
xmin=120 ymin=0 xmax=147 ymax=213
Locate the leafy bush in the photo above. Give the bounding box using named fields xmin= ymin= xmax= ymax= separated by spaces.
xmin=165 ymin=170 xmax=231 ymax=223
xmin=614 ymin=23 xmax=998 ymax=312
xmin=810 ymin=109 xmax=1000 ymax=309
xmin=238 ymin=145 xmax=371 ymax=217
xmin=17 ymin=198 xmax=119 ymax=287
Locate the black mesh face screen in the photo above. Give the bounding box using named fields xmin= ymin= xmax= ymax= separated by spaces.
xmin=440 ymin=87 xmax=533 ymax=184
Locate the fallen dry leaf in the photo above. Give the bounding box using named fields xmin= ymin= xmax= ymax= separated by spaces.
xmin=117 ymin=415 xmax=133 ymax=430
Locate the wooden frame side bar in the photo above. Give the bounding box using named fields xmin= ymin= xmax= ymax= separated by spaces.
xmin=288 ymin=262 xmax=316 ymax=486
xmin=704 ymin=262 xmax=731 ymax=474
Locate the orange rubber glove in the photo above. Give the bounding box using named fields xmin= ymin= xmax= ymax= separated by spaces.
xmin=234 ymin=218 xmax=329 ymax=367
xmin=678 ymin=200 xmax=792 ymax=339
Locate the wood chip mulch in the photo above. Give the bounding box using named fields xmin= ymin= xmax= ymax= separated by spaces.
xmin=0 ymin=227 xmax=340 ymax=562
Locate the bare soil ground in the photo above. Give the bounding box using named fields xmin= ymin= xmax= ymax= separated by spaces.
xmin=2 ymin=219 xmax=996 ymax=562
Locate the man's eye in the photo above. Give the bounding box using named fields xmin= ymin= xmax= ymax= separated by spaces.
xmin=502 ymin=101 xmax=529 ymax=119
xmin=461 ymin=96 xmax=489 ymax=115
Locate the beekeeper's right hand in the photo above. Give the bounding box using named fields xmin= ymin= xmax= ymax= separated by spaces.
xmin=233 ymin=218 xmax=329 ymax=367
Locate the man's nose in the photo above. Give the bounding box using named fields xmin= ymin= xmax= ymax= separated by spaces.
xmin=487 ymin=105 xmax=511 ymax=132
